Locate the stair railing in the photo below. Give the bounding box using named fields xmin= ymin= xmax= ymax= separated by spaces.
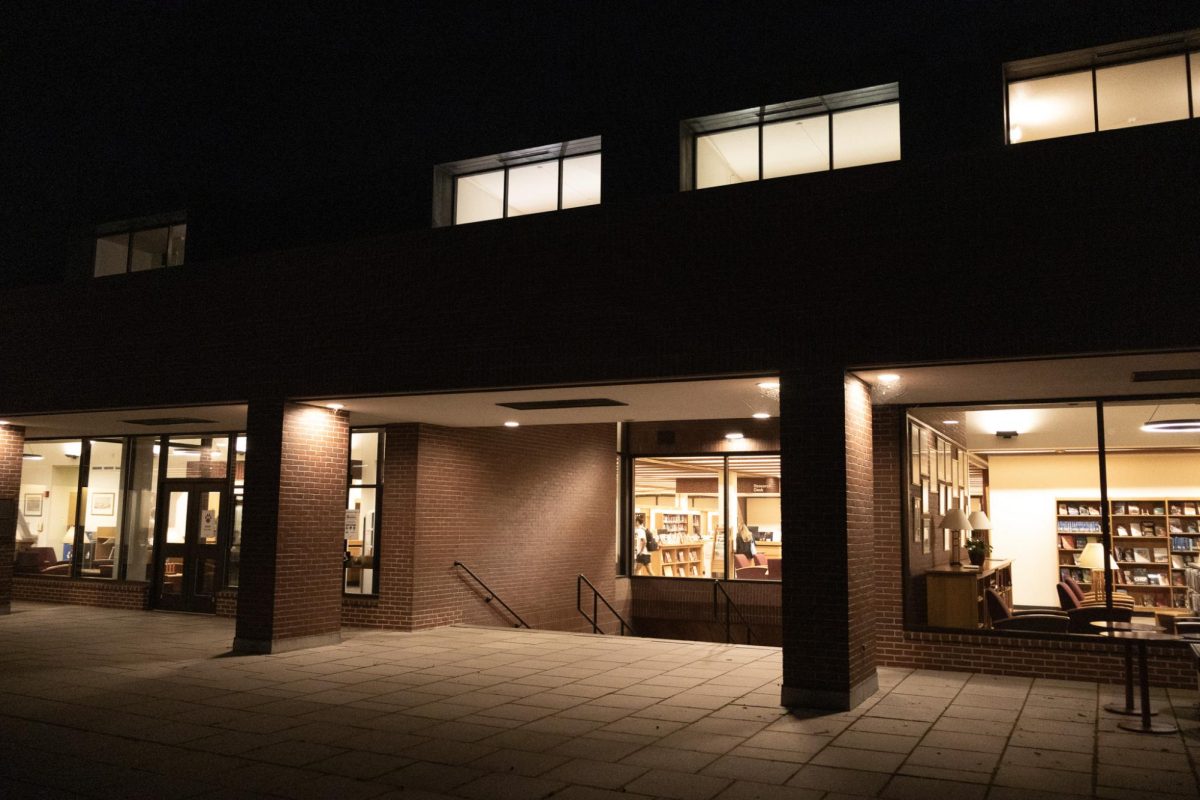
xmin=577 ymin=574 xmax=635 ymax=636
xmin=713 ymin=580 xmax=757 ymax=644
xmin=452 ymin=561 xmax=531 ymax=629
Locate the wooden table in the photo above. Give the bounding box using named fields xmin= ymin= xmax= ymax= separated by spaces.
xmin=1095 ymin=625 xmax=1177 ymax=734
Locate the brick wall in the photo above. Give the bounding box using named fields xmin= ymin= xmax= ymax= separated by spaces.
xmin=236 ymin=401 xmax=348 ymax=650
xmin=631 ymin=577 xmax=781 ymax=645
xmin=780 ymin=372 xmax=877 ymax=708
xmin=13 ymin=576 xmax=149 ymax=609
xmin=341 ymin=422 xmax=617 ymax=634
xmin=0 ymin=424 xmax=24 ymax=611
xmin=873 ymin=405 xmax=1195 ymax=688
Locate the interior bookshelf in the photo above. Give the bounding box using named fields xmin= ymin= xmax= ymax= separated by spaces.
xmin=1056 ymin=498 xmax=1199 ymax=611
xmin=654 ymin=542 xmax=705 ymax=578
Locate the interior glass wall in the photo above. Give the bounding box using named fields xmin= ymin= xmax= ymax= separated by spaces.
xmin=228 ymin=435 xmax=246 ymax=588
xmin=123 ymin=436 xmax=159 ymax=582
xmin=80 ymin=439 xmax=125 ymax=578
xmin=345 ymin=429 xmax=382 ymax=594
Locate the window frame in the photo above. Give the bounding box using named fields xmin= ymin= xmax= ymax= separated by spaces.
xmin=625 ymin=449 xmax=782 ymax=582
xmin=344 ymin=427 xmax=384 ymax=596
xmin=92 ymin=217 xmax=187 ymax=278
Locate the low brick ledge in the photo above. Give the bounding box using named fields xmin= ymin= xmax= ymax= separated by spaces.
xmin=13 ymin=574 xmax=150 ymax=610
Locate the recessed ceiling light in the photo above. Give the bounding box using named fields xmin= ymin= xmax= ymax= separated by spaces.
xmin=878 ymin=373 xmax=901 ymax=385
xmin=725 ymin=432 xmax=744 ymax=440
xmin=1141 ymin=419 xmax=1200 ymax=433
xmin=325 ymin=403 xmax=345 ymax=411
xmin=757 ymin=381 xmax=780 ymax=390
xmin=0 ymin=420 xmax=9 ymax=426
xmin=504 ymin=421 xmax=520 ymax=428
xmin=752 ymin=413 xmax=771 ymax=420
xmin=22 ymin=452 xmax=42 ymax=461
xmin=942 ymin=420 xmax=959 ymax=425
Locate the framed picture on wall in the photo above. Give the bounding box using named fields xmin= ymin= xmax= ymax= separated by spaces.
xmin=911 ymin=494 xmax=922 ymax=543
xmin=919 ymin=429 xmax=930 ymax=477
xmin=910 ymin=422 xmax=921 ymax=485
xmin=23 ymin=493 xmax=42 ymax=517
xmin=91 ymin=493 xmax=115 ymax=516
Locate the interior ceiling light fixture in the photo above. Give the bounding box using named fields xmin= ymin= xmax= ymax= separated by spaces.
xmin=1141 ymin=405 xmax=1200 ymax=433
xmin=757 ymin=381 xmax=780 ymax=390
xmin=725 ymin=432 xmax=745 ymax=440
xmin=995 ymin=430 xmax=1019 ymax=439
xmin=503 ymin=421 xmax=520 ymax=428
xmin=325 ymin=403 xmax=345 ymax=411
xmin=877 ymin=373 xmax=901 ymax=385
xmin=752 ymin=412 xmax=771 ymax=419
xmin=942 ymin=420 xmax=959 ymax=425
xmin=22 ymin=452 xmax=43 ymax=460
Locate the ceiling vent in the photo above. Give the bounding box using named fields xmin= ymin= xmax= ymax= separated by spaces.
xmin=122 ymin=417 xmax=218 ymax=426
xmin=496 ymin=398 xmax=627 ymax=411
xmin=1131 ymin=369 xmax=1200 ymax=383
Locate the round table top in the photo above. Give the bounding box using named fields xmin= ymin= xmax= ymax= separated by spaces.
xmin=1096 ymin=628 xmax=1177 ymax=641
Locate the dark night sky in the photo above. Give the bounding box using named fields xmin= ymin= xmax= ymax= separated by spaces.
xmin=3 ymin=1 xmax=1199 ymax=284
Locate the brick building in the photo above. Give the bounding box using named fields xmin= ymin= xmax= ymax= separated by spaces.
xmin=3 ymin=3 xmax=1200 ymax=709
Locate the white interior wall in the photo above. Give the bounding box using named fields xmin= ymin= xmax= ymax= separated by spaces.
xmin=989 ymin=452 xmax=1200 ymax=607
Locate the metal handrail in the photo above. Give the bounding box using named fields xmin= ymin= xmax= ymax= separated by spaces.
xmin=577 ymin=574 xmax=636 ymax=636
xmin=452 ymin=561 xmax=530 ymax=629
xmin=713 ymin=580 xmax=756 ymax=644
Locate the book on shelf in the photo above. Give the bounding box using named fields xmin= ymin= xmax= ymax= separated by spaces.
xmin=1172 ymin=554 xmax=1185 ymax=568
xmin=1171 ymin=536 xmax=1195 ymax=551
xmin=1116 ymin=547 xmax=1134 ymax=562
xmin=1132 ymin=569 xmax=1149 ymax=585
xmin=1133 ymin=548 xmax=1151 ymax=563
xmin=1073 ymin=535 xmax=1088 ymax=549
xmin=1152 ymin=503 xmax=1165 ymax=515
xmin=1172 ymin=572 xmax=1185 ymax=586
xmin=1153 ymin=547 xmax=1168 ymax=563
xmin=1147 ymin=572 xmax=1165 ymax=586
xmin=1170 ymin=503 xmax=1182 ymax=516
xmin=1186 ymin=502 xmax=1198 ymax=516
xmin=1116 ymin=525 xmax=1129 ymax=537
xmin=1059 ymin=535 xmax=1074 ymax=549
xmin=1171 ymin=520 xmax=1183 ymax=534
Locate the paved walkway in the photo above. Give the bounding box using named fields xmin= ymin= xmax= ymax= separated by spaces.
xmin=0 ymin=602 xmax=1197 ymax=799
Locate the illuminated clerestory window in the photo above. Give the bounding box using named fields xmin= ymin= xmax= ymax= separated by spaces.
xmin=1005 ymin=30 xmax=1200 ymax=145
xmin=434 ymin=137 xmax=601 ymax=227
xmin=681 ymin=83 xmax=900 ymax=190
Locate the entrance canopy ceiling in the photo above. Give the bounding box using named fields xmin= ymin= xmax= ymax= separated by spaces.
xmin=3 ymin=405 xmax=248 ymax=439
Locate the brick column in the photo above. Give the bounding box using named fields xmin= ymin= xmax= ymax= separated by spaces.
xmin=780 ymin=370 xmax=877 ymax=710
xmin=0 ymin=424 xmax=25 ymax=614
xmin=234 ymin=400 xmax=349 ymax=653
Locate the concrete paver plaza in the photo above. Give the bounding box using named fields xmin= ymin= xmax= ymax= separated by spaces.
xmin=1 ymin=602 xmax=1198 ymax=799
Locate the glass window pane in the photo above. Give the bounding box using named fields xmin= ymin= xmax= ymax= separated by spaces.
xmin=730 ymin=455 xmax=781 ymax=580
xmin=167 ymin=224 xmax=187 ymax=266
xmin=1103 ymin=398 xmax=1200 ymax=610
xmin=696 ymin=127 xmax=759 ymax=188
xmin=345 ymin=486 xmax=377 ymax=594
xmin=907 ymin=403 xmax=1102 ymax=633
xmin=1097 ymin=55 xmax=1189 ymax=131
xmin=633 ymin=456 xmax=724 ymax=579
xmin=1008 ymin=70 xmax=1095 ymax=143
xmin=455 ymin=170 xmax=504 ymax=224
xmin=350 ymin=431 xmax=379 ymax=485
xmin=94 ymin=234 xmax=129 ymax=277
xmin=507 ymin=160 xmax=560 ymax=217
xmin=166 ymin=491 xmax=188 ymax=544
xmin=832 ymin=102 xmax=901 ymax=169
xmin=763 ymin=115 xmax=830 ymax=178
xmin=15 ymin=440 xmax=80 ymax=577
xmin=81 ymin=440 xmax=124 ymax=579
xmin=129 ymin=226 xmax=171 ymax=271
xmin=1193 ymin=53 xmax=1199 ymax=118
xmin=166 ymin=436 xmax=228 ymax=479
xmin=561 ymin=153 xmax=601 ymax=209
xmin=123 ymin=436 xmax=158 ymax=583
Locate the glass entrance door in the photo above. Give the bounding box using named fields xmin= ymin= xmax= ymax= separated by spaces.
xmin=154 ymin=481 xmax=224 ymax=613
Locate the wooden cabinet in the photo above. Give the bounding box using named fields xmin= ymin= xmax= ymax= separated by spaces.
xmin=927 ymin=560 xmax=1012 ymax=628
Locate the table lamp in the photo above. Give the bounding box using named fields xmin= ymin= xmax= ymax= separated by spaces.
xmin=940 ymin=508 xmax=973 ymax=568
xmin=1076 ymin=542 xmax=1116 ymax=601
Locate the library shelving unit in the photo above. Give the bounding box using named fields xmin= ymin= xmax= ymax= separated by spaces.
xmin=650 ymin=509 xmax=702 ymax=538
xmin=654 ymin=542 xmax=705 ymax=578
xmin=1056 ymin=498 xmax=1199 ymax=611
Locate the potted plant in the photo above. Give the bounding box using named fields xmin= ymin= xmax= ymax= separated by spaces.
xmin=965 ymin=537 xmax=992 ymax=568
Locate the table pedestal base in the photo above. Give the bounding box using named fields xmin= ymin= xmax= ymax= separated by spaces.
xmin=1117 ymin=719 xmax=1177 ymax=734
xmin=1103 ymin=702 xmax=1157 ymax=717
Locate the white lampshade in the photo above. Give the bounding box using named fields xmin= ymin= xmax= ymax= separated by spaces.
xmin=967 ymin=511 xmax=991 ymax=531
xmin=1077 ymin=542 xmax=1109 ymax=570
xmin=939 ymin=508 xmax=972 ymax=531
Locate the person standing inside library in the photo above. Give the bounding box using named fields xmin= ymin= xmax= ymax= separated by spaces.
xmin=634 ymin=514 xmax=652 ymax=575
